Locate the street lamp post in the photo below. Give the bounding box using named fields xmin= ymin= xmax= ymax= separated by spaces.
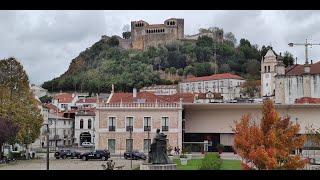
xmin=130 ymin=128 xmax=132 ymax=170
xmin=42 ymin=122 xmax=50 ymax=170
xmin=93 ymin=115 xmax=95 ymax=150
xmin=26 ymin=128 xmax=30 ymax=160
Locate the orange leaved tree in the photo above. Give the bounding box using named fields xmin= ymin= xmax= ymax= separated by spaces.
xmin=232 ymin=100 xmax=307 ymax=170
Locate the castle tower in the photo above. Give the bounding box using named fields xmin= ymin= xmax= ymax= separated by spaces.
xmin=261 ymin=49 xmax=278 ymax=99
xmin=275 ymin=53 xmax=286 ymax=104
xmin=131 ymin=20 xmax=149 ymax=50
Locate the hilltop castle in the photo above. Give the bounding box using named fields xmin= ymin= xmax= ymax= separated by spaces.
xmin=101 ymin=18 xmax=224 ymax=50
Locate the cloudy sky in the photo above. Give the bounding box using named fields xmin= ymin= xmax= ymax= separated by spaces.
xmin=1 ymin=10 xmax=320 ymax=85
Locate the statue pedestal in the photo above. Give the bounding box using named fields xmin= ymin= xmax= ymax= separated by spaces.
xmin=140 ymin=163 xmax=177 ymax=170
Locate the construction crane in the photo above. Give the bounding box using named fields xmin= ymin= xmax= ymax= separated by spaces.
xmin=288 ymin=39 xmax=320 ymax=64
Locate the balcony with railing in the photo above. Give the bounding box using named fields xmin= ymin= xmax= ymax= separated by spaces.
xmin=162 ymin=126 xmax=169 ymax=132
xmin=98 ymin=102 xmax=182 ymax=108
xmin=126 ymin=126 xmax=133 ymax=131
xmin=144 ymin=126 xmax=151 ymax=131
xmin=109 ymin=126 xmax=116 ymax=131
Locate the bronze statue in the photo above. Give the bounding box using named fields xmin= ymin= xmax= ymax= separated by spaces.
xmin=148 ymin=129 xmax=172 ymax=164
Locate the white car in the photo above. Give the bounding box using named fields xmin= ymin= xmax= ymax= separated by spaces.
xmin=81 ymin=142 xmax=94 ymax=148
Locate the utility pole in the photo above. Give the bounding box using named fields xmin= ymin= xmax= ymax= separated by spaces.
xmin=288 ymin=39 xmax=320 ymax=64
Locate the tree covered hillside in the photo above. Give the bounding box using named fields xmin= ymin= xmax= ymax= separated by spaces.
xmin=42 ymin=29 xmax=294 ymax=94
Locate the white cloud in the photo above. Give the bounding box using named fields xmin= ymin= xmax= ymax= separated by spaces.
xmin=1 ymin=10 xmax=320 ymax=85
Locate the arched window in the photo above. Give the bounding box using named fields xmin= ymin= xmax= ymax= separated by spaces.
xmin=80 ymin=119 xmax=83 ymax=129
xmin=173 ymin=21 xmax=175 ymax=25
xmin=264 ymin=66 xmax=267 ymax=72
xmin=170 ymin=21 xmax=172 ymax=25
xmin=268 ymin=66 xmax=270 ymax=72
xmin=88 ymin=119 xmax=92 ymax=129
xmin=167 ymin=22 xmax=169 ymax=25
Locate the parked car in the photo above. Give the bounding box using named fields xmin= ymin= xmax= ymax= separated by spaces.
xmin=79 ymin=149 xmax=110 ymax=161
xmin=81 ymin=142 xmax=94 ymax=148
xmin=55 ymin=149 xmax=81 ymax=159
xmin=124 ymin=149 xmax=147 ymax=160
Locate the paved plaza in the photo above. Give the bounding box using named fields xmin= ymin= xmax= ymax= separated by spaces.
xmin=0 ymin=154 xmax=143 ymax=170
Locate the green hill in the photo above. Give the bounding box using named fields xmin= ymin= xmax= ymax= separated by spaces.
xmin=42 ymin=32 xmax=294 ymax=94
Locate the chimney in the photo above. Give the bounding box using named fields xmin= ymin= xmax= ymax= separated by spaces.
xmin=133 ymin=88 xmax=137 ymax=98
xmin=111 ymin=84 xmax=114 ymax=93
xmin=72 ymin=93 xmax=75 ymax=98
xmin=311 ymin=60 xmax=313 ymax=64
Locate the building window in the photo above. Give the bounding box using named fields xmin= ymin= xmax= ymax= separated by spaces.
xmin=126 ymin=139 xmax=133 ymax=152
xmin=144 ymin=117 xmax=151 ymax=131
xmin=264 ymin=66 xmax=267 ymax=72
xmin=221 ymin=88 xmax=223 ymax=92
xmin=61 ymin=104 xmax=68 ymax=109
xmin=68 ymin=130 xmax=70 ymax=135
xmin=88 ymin=119 xmax=92 ymax=129
xmin=220 ymin=81 xmax=224 ymax=87
xmin=80 ymin=119 xmax=83 ymax=129
xmin=266 ymin=83 xmax=268 ymax=87
xmin=64 ymin=120 xmax=66 ymax=125
xmin=268 ymin=66 xmax=270 ymax=72
xmin=144 ymin=139 xmax=151 ymax=153
xmin=109 ymin=117 xmax=116 ymax=131
xmin=162 ymin=117 xmax=169 ymax=132
xmin=126 ymin=117 xmax=134 ymax=131
xmin=108 ymin=139 xmax=116 ymax=153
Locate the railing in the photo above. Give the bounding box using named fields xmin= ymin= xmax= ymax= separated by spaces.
xmin=126 ymin=126 xmax=133 ymax=131
xmin=144 ymin=126 xmax=151 ymax=131
xmin=109 ymin=126 xmax=116 ymax=131
xmin=162 ymin=126 xmax=169 ymax=132
xmin=98 ymin=102 xmax=181 ymax=108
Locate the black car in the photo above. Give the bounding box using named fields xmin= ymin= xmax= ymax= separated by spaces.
xmin=124 ymin=149 xmax=147 ymax=160
xmin=55 ymin=149 xmax=81 ymax=159
xmin=79 ymin=149 xmax=110 ymax=161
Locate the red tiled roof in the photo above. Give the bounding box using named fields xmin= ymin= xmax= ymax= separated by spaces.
xmin=240 ymin=80 xmax=261 ymax=87
xmin=146 ymin=24 xmax=166 ymax=28
xmin=76 ymin=98 xmax=101 ymax=104
xmin=43 ymin=103 xmax=58 ymax=111
xmin=53 ymin=93 xmax=74 ymax=103
xmin=286 ymin=62 xmax=320 ymax=76
xmin=295 ymin=97 xmax=320 ymax=104
xmin=109 ymin=92 xmax=170 ymax=103
xmin=182 ymin=73 xmax=244 ymax=83
xmin=158 ymin=93 xmax=195 ymax=103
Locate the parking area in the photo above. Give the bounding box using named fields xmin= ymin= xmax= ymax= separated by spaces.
xmin=0 ymin=155 xmax=143 ymax=170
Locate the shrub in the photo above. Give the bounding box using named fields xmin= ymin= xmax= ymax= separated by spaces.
xmin=217 ymin=144 xmax=225 ymax=151
xmin=180 ymin=154 xmax=187 ymax=158
xmin=199 ymin=153 xmax=222 ymax=170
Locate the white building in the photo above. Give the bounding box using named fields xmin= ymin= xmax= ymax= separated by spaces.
xmin=30 ymin=97 xmax=49 ymax=149
xmin=179 ymin=73 xmax=245 ymax=101
xmin=30 ymin=84 xmax=48 ymax=98
xmin=275 ymin=56 xmax=320 ymax=104
xmin=52 ymin=93 xmax=79 ymax=111
xmin=140 ymin=85 xmax=178 ymax=95
xmin=48 ymin=113 xmax=73 ymax=147
xmin=75 ymin=97 xmax=99 ymax=108
xmin=74 ymin=109 xmax=96 ymax=146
